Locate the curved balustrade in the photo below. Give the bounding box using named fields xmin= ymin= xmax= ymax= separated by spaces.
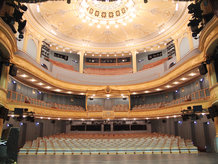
xmin=84 ymin=67 xmax=133 ymax=75
xmin=7 ymin=88 xmax=210 ymax=115
xmin=87 ymin=105 xmax=104 ymax=112
xmin=132 ymin=88 xmax=210 ymax=111
xmin=7 ymin=90 xmax=85 ymax=111
xmin=112 ymin=104 xmax=129 ymax=112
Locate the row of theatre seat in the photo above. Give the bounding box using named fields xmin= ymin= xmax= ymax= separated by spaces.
xmin=112 ymin=104 xmax=129 ymax=112
xmin=19 ymin=133 xmax=198 ymax=155
xmin=132 ymin=89 xmax=210 ymax=111
xmin=87 ymin=104 xmax=129 ymax=112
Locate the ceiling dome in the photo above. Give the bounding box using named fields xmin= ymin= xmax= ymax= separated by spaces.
xmin=25 ymin=0 xmax=190 ymax=53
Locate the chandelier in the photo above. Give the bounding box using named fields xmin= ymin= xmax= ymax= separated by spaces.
xmin=78 ymin=0 xmax=136 ymax=28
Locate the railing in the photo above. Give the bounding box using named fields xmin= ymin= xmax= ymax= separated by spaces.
xmin=7 ymin=88 xmax=210 ymax=112
xmin=7 ymin=90 xmax=85 ymax=111
xmin=132 ymin=88 xmax=210 ymax=111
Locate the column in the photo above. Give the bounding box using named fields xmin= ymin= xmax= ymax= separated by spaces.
xmin=131 ymin=50 xmax=137 ymax=73
xmin=207 ymin=61 xmax=218 ymax=152
xmin=22 ymin=32 xmax=28 ymax=52
xmin=173 ymin=39 xmax=181 ymax=62
xmin=215 ymin=117 xmax=218 ymax=152
xmin=79 ymin=51 xmax=84 ymax=73
xmin=36 ymin=39 xmax=42 ymax=64
xmin=187 ymin=29 xmax=194 ymax=50
xmin=0 ymin=64 xmax=9 ymax=137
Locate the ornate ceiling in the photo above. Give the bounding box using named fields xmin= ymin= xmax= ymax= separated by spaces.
xmin=24 ymin=0 xmax=190 ymax=53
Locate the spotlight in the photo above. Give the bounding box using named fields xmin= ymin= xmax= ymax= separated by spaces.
xmin=18 ymin=20 xmax=27 ymax=33
xmin=20 ymin=5 xmax=28 ymax=11
xmin=13 ymin=8 xmax=24 ymax=22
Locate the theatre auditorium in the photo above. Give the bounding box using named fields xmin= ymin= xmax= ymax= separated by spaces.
xmin=0 ymin=0 xmax=218 ymax=163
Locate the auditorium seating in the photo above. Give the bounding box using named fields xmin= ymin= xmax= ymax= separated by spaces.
xmin=112 ymin=104 xmax=129 ymax=112
xmin=132 ymin=88 xmax=210 ymax=111
xmin=7 ymin=90 xmax=85 ymax=111
xmin=87 ymin=105 xmax=104 ymax=112
xmin=84 ymin=67 xmax=132 ymax=75
xmin=19 ymin=133 xmax=198 ymax=155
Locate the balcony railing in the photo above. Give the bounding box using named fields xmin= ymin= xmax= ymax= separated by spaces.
xmin=7 ymin=88 xmax=210 ymax=113
xmin=132 ymin=88 xmax=210 ymax=111
xmin=7 ymin=90 xmax=85 ymax=111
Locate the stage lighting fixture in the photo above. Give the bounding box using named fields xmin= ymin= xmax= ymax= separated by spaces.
xmin=67 ymin=0 xmax=71 ymax=4
xmin=13 ymin=8 xmax=24 ymax=22
xmin=18 ymin=20 xmax=27 ymax=33
xmin=20 ymin=4 xmax=28 ymax=11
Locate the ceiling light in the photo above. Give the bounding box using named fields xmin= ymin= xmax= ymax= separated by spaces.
xmin=36 ymin=5 xmax=40 ymax=13
xmin=129 ymin=18 xmax=133 ymax=22
xmin=156 ymin=88 xmax=161 ymax=91
xmin=30 ymin=78 xmax=36 ymax=82
xmin=175 ymin=3 xmax=179 ymax=11
xmin=50 ymin=30 xmax=56 ymax=35
xmin=56 ymin=47 xmax=58 ymax=50
xmin=89 ymin=23 xmax=93 ymax=26
xmin=173 ymin=115 xmax=177 ymax=118
xmin=55 ymin=89 xmax=61 ymax=92
xmin=106 ymin=94 xmax=110 ymax=98
xmin=106 ymin=25 xmax=110 ymax=29
xmin=93 ymin=94 xmax=95 ymax=96
xmin=40 ymin=117 xmax=43 ymax=119
xmin=67 ymin=91 xmax=72 ymax=94
xmin=115 ymin=24 xmax=119 ymax=28
xmin=173 ymin=81 xmax=179 ymax=85
xmin=68 ymin=118 xmax=72 ymax=120
xmin=132 ymin=92 xmax=137 ymax=95
xmin=189 ymin=73 xmax=196 ymax=76
xmin=107 ymin=54 xmax=109 ymax=57
xmin=48 ymin=117 xmax=51 ymax=120
xmin=144 ymin=91 xmax=150 ymax=93
xmin=121 ymin=94 xmax=124 ymax=96
xmin=38 ymin=82 xmax=44 ymax=86
xmin=99 ymin=54 xmax=102 ymax=57
xmin=70 ymin=51 xmax=72 ymax=53
xmin=166 ymin=116 xmax=169 ymax=119
xmin=97 ymin=24 xmax=101 ymax=28
xmin=180 ymin=77 xmax=187 ymax=81
xmin=144 ymin=49 xmax=147 ymax=52
xmin=122 ymin=22 xmax=127 ymax=26
xmin=157 ymin=117 xmax=160 ymax=119
xmin=92 ymin=54 xmax=94 ymax=56
xmin=20 ymin=74 xmax=28 ymax=78
xmin=158 ymin=45 xmax=160 ymax=48
xmin=45 ymin=86 xmax=51 ymax=89
xmin=165 ymin=85 xmax=171 ymax=88
xmin=57 ymin=118 xmax=60 ymax=120
xmin=122 ymin=54 xmax=124 ymax=56
xmin=114 ymin=54 xmax=117 ymax=57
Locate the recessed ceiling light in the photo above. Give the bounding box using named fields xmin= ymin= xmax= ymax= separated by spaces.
xmin=99 ymin=54 xmax=102 ymax=57
xmin=92 ymin=54 xmax=94 ymax=56
xmin=173 ymin=81 xmax=179 ymax=85
xmin=121 ymin=94 xmax=124 ymax=96
xmin=57 ymin=118 xmax=60 ymax=120
xmin=67 ymin=91 xmax=72 ymax=94
xmin=48 ymin=117 xmax=51 ymax=120
xmin=107 ymin=54 xmax=109 ymax=57
xmin=115 ymin=24 xmax=119 ymax=28
xmin=189 ymin=73 xmax=196 ymax=76
xmin=45 ymin=86 xmax=51 ymax=89
xmin=89 ymin=23 xmax=93 ymax=26
xmin=156 ymin=88 xmax=161 ymax=91
xmin=165 ymin=85 xmax=171 ymax=88
xmin=180 ymin=77 xmax=187 ymax=81
xmin=144 ymin=91 xmax=150 ymax=93
xmin=106 ymin=25 xmax=110 ymax=29
xmin=97 ymin=24 xmax=101 ymax=28
xmin=38 ymin=82 xmax=44 ymax=86
xmin=114 ymin=54 xmax=117 ymax=57
xmin=122 ymin=54 xmax=124 ymax=56
xmin=36 ymin=5 xmax=40 ymax=13
xmin=157 ymin=117 xmax=160 ymax=119
xmin=55 ymin=89 xmax=61 ymax=92
xmin=93 ymin=94 xmax=95 ymax=96
xmin=68 ymin=118 xmax=72 ymax=120
xmin=132 ymin=92 xmax=137 ymax=95
xmin=50 ymin=30 xmax=56 ymax=35
xmin=122 ymin=22 xmax=127 ymax=26
xmin=20 ymin=74 xmax=28 ymax=78
xmin=106 ymin=94 xmax=110 ymax=98
xmin=40 ymin=117 xmax=43 ymax=119
xmin=30 ymin=78 xmax=36 ymax=82
xmin=175 ymin=3 xmax=179 ymax=11
xmin=166 ymin=116 xmax=169 ymax=119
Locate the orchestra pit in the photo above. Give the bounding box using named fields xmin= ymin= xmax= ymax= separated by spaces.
xmin=0 ymin=0 xmax=218 ymax=163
